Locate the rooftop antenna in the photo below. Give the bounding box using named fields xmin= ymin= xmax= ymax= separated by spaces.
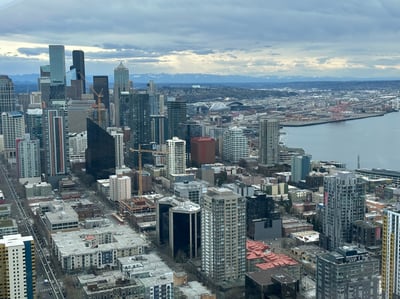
xmin=357 ymin=154 xmax=360 ymax=169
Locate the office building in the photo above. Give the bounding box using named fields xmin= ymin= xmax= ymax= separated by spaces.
xmin=93 ymin=75 xmax=110 ymax=112
xmin=119 ymin=92 xmax=152 ymax=167
xmin=259 ymin=118 xmax=280 ymax=166
xmin=69 ymin=131 xmax=87 ymax=162
xmin=0 ymin=234 xmax=36 ymax=299
xmin=316 ymin=246 xmax=379 ymax=299
xmin=167 ymin=137 xmax=186 ymax=176
xmin=222 ymin=126 xmax=248 ymax=163
xmin=71 ymin=50 xmax=86 ymax=93
xmin=85 ymin=118 xmax=115 ymax=179
xmin=107 ymin=127 xmax=125 ymax=169
xmin=321 ymin=171 xmax=365 ymax=250
xmin=156 ymin=196 xmax=201 ymax=259
xmin=113 ymin=62 xmax=130 ymax=127
xmin=43 ymin=108 xmax=69 ymax=180
xmin=150 ymin=115 xmax=167 ymax=145
xmin=246 ymin=191 xmax=282 ymax=240
xmin=0 ymin=75 xmax=16 ymax=125
xmin=191 ymin=137 xmax=216 ymax=167
xmin=109 ymin=174 xmax=131 ymax=202
xmin=291 ymin=154 xmax=311 ymax=183
xmin=49 ymin=45 xmax=66 ymax=101
xmin=201 ymin=187 xmax=246 ymax=282
xmin=170 ymin=201 xmax=201 ymax=259
xmin=49 ymin=45 xmax=66 ymax=85
xmin=16 ymin=134 xmax=41 ymax=181
xmin=1 ymin=111 xmax=25 ymax=160
xmin=382 ymin=209 xmax=400 ymax=298
xmin=174 ymin=180 xmax=204 ymax=205
xmin=25 ymin=108 xmax=43 ymax=147
xmin=167 ymin=97 xmax=186 ymax=139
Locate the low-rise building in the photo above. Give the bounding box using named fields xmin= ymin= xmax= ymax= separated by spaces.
xmin=51 ymin=225 xmax=148 ymax=272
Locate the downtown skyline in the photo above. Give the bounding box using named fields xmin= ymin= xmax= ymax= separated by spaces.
xmin=1 ymin=0 xmax=400 ymax=79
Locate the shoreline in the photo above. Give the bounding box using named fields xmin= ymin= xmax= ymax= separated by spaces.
xmin=281 ymin=112 xmax=388 ymax=127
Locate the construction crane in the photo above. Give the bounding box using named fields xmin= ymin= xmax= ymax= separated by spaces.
xmin=91 ymin=87 xmax=103 ymax=126
xmin=129 ymin=145 xmax=167 ymax=197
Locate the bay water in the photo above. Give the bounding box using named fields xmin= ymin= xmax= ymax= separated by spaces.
xmin=281 ymin=112 xmax=400 ymax=171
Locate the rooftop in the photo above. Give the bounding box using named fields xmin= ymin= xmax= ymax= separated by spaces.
xmin=52 ymin=225 xmax=148 ymax=257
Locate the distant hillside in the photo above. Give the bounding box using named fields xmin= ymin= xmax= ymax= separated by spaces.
xmin=9 ymin=73 xmax=400 ymax=93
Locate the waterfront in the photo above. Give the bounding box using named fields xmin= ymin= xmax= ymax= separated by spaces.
xmin=281 ymin=112 xmax=400 ymax=171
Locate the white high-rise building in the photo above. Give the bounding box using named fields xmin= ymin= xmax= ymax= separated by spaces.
xmin=222 ymin=126 xmax=248 ymax=163
xmin=16 ymin=134 xmax=41 ymax=181
xmin=2 ymin=111 xmax=25 ymax=160
xmin=167 ymin=137 xmax=186 ymax=176
xmin=382 ymin=209 xmax=400 ymax=299
xmin=321 ymin=171 xmax=365 ymax=250
xmin=0 ymin=234 xmax=36 ymax=299
xmin=201 ymin=187 xmax=246 ymax=282
xmin=259 ymin=118 xmax=280 ymax=165
xmin=69 ymin=131 xmax=87 ymax=161
xmin=107 ymin=127 xmax=125 ymax=169
xmin=109 ymin=174 xmax=131 ymax=202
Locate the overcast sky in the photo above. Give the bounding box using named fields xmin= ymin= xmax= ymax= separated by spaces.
xmin=1 ymin=0 xmax=400 ymax=78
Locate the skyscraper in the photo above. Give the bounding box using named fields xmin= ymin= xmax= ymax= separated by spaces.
xmin=16 ymin=134 xmax=41 ymax=181
xmin=167 ymin=97 xmax=186 ymax=139
xmin=43 ymin=108 xmax=69 ymax=179
xmin=291 ymin=154 xmax=312 ymax=183
xmin=0 ymin=75 xmax=16 ymax=114
xmin=93 ymin=75 xmax=110 ymax=110
xmin=49 ymin=45 xmax=66 ymax=101
xmin=382 ymin=208 xmax=400 ymax=299
xmin=201 ymin=187 xmax=246 ymax=282
xmin=321 ymin=171 xmax=365 ymax=250
xmin=120 ymin=92 xmax=152 ymax=167
xmin=113 ymin=62 xmax=130 ymax=127
xmin=85 ymin=118 xmax=116 ymax=179
xmin=71 ymin=50 xmax=86 ymax=93
xmin=167 ymin=137 xmax=186 ymax=176
xmin=49 ymin=45 xmax=66 ymax=85
xmin=1 ymin=111 xmax=25 ymax=160
xmin=316 ymin=246 xmax=379 ymax=299
xmin=109 ymin=174 xmax=131 ymax=202
xmin=259 ymin=118 xmax=280 ymax=166
xmin=0 ymin=234 xmax=36 ymax=299
xmin=222 ymin=126 xmax=248 ymax=163
xmin=107 ymin=127 xmax=125 ymax=169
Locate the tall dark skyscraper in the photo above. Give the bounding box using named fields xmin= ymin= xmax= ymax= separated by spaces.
xmin=0 ymin=75 xmax=16 ymax=133
xmin=93 ymin=76 xmax=110 ymax=109
xmin=71 ymin=50 xmax=86 ymax=93
xmin=113 ymin=62 xmax=130 ymax=127
xmin=0 ymin=75 xmax=16 ymax=113
xmin=167 ymin=96 xmax=187 ymax=139
xmin=85 ymin=118 xmax=116 ymax=179
xmin=49 ymin=45 xmax=66 ymax=101
xmin=120 ymin=92 xmax=152 ymax=167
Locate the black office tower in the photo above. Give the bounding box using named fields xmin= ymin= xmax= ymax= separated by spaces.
xmin=85 ymin=118 xmax=115 ymax=179
xmin=72 ymin=50 xmax=86 ymax=93
xmin=120 ymin=92 xmax=151 ymax=166
xmin=167 ymin=97 xmax=187 ymax=139
xmin=93 ymin=76 xmax=110 ymax=124
xmin=246 ymin=191 xmax=282 ymax=240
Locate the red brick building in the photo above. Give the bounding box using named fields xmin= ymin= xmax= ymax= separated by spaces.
xmin=190 ymin=137 xmax=216 ymax=167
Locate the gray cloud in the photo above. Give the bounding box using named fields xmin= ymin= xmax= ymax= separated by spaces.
xmin=1 ymin=0 xmax=400 ymax=77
